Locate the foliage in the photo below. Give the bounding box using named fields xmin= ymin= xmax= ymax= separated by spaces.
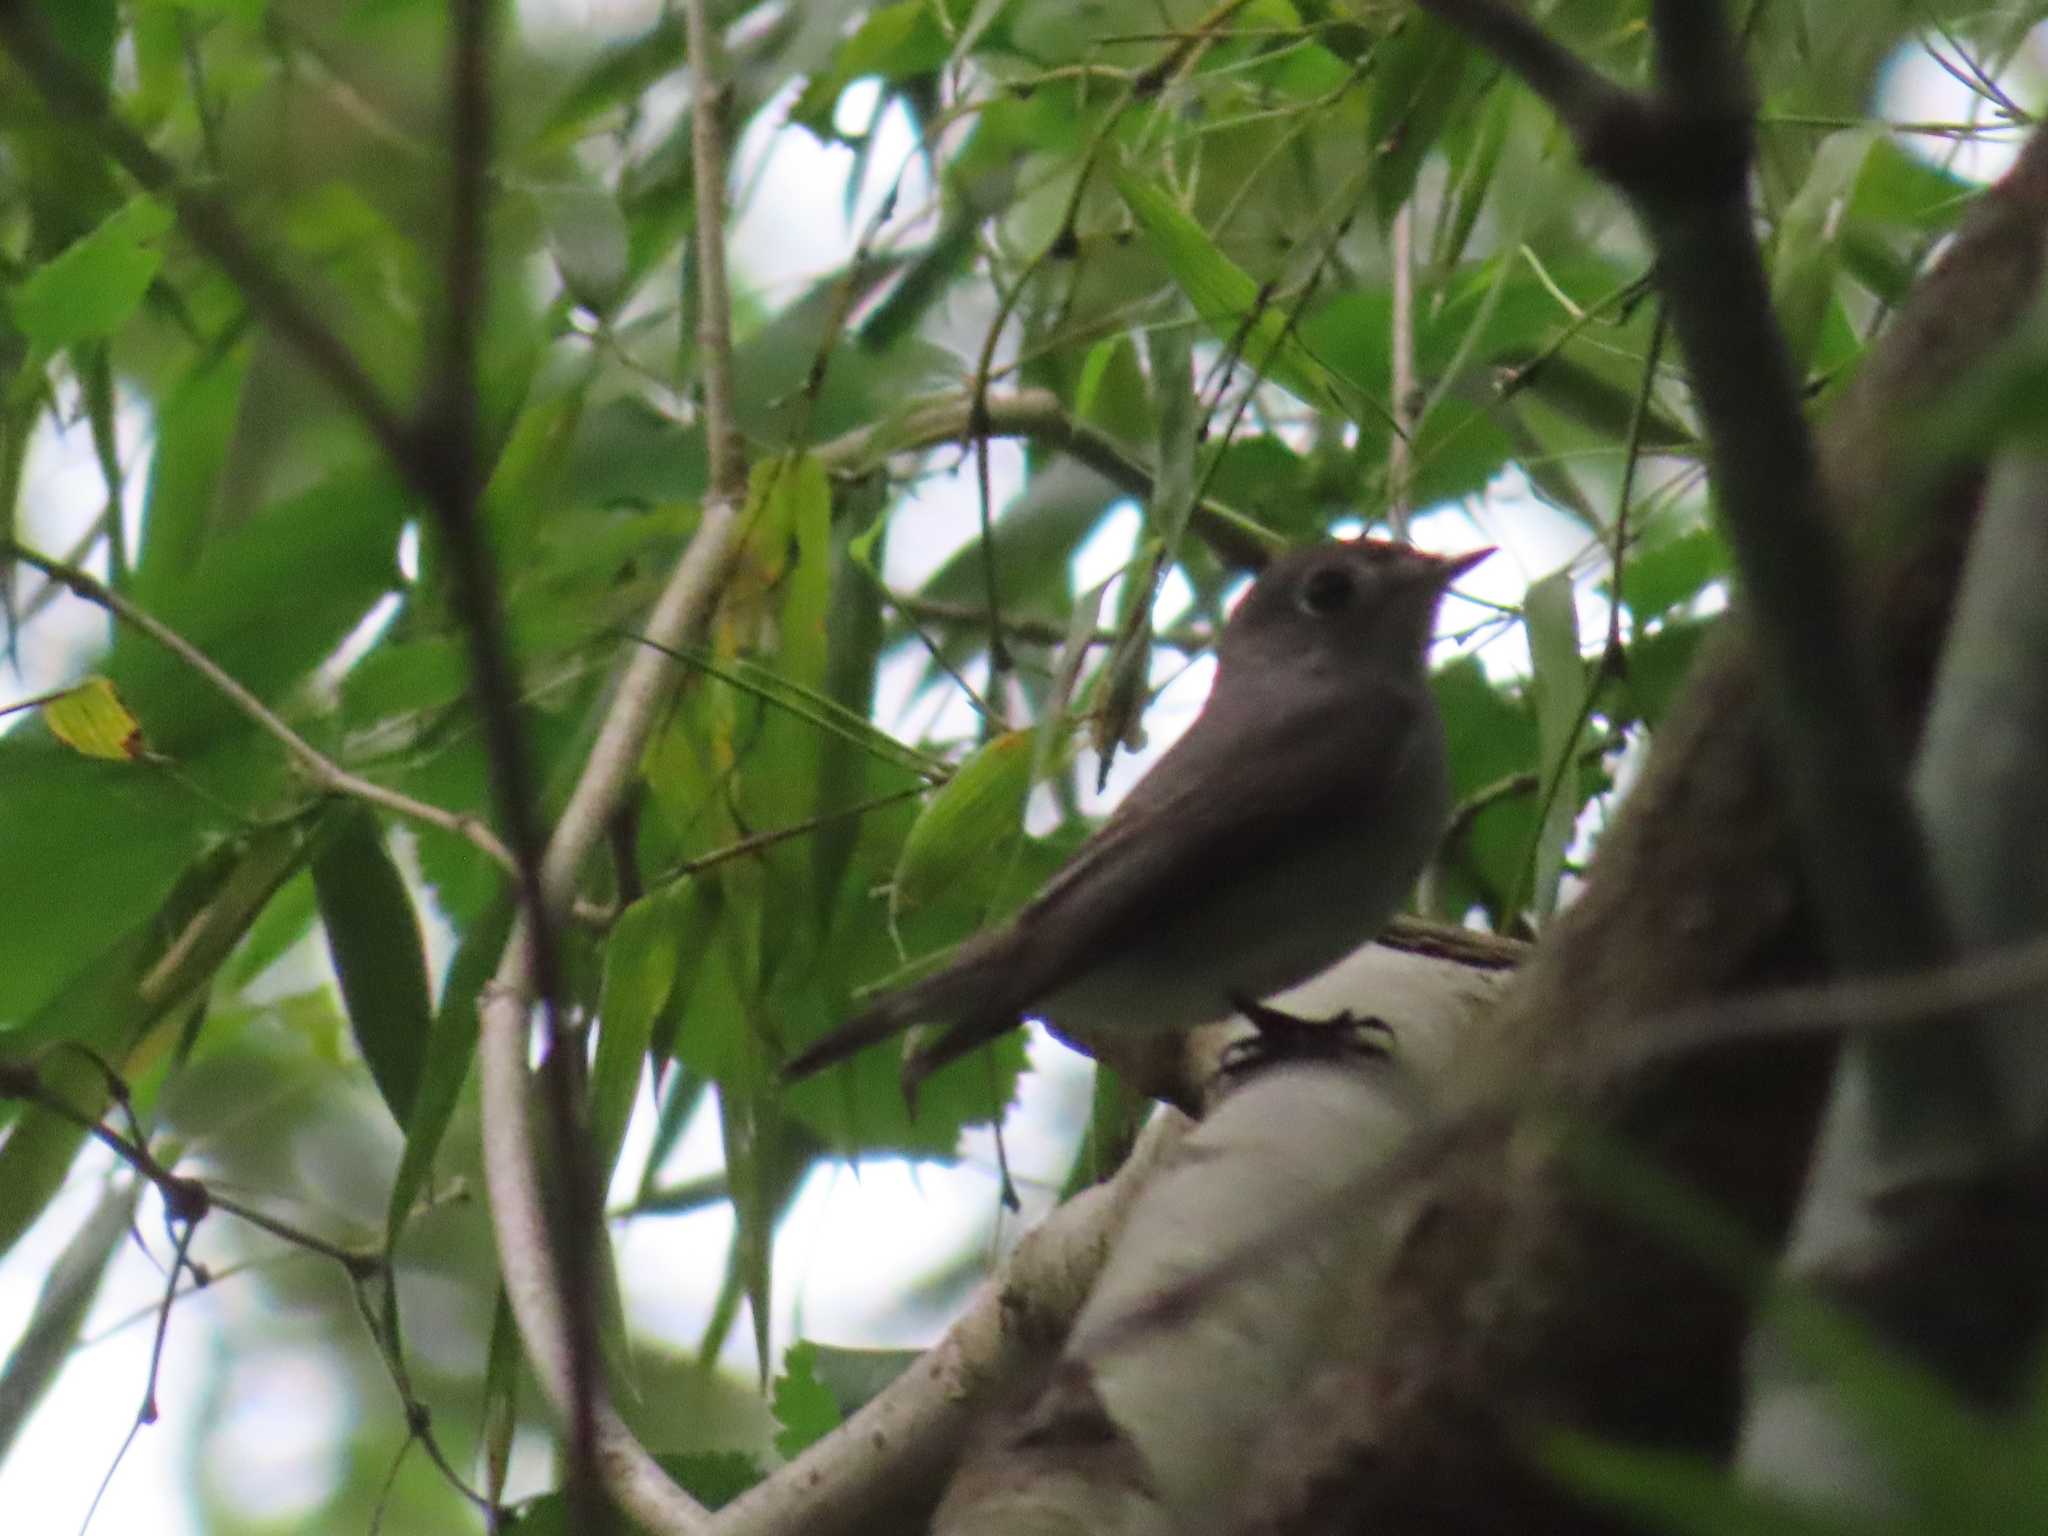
xmin=0 ymin=0 xmax=2032 ymax=1527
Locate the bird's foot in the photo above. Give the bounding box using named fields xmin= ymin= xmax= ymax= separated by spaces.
xmin=1219 ymin=993 xmax=1393 ymax=1079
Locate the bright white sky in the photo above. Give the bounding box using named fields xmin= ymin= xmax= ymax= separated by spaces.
xmin=0 ymin=12 xmax=2036 ymax=1532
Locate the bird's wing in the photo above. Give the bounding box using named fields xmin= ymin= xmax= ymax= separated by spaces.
xmin=990 ymin=674 xmax=1427 ymax=1008
xmin=782 ymin=677 xmax=1426 ymax=1086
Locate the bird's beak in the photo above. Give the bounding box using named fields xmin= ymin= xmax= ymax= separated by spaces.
xmin=1434 ymin=546 xmax=1495 ymax=585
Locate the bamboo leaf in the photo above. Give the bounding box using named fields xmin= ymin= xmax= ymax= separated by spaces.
xmin=313 ymin=809 xmax=434 ymax=1126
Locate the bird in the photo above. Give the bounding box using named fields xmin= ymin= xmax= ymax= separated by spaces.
xmin=781 ymin=538 xmax=1492 ymax=1098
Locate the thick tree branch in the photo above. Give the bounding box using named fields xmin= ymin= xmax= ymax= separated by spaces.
xmin=476 ymin=1 xmax=755 ymax=1529
xmin=710 ymin=1112 xmax=1191 ymax=1536
xmin=1419 ymin=0 xmax=1991 ymax=1144
xmin=1414 ymin=0 xmax=1632 ymax=131
xmin=1233 ymin=77 xmax=2048 ymax=1536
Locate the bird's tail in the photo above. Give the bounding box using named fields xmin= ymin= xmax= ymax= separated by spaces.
xmin=781 ymin=947 xmax=1015 ymax=1087
xmin=779 ymin=991 xmax=920 ymax=1081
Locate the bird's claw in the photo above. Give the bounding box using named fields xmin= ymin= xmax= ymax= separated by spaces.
xmin=1218 ymin=993 xmax=1394 ymax=1079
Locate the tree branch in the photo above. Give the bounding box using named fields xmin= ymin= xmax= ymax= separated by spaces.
xmin=474 ymin=0 xmax=756 ymax=1529
xmin=814 ymin=387 xmax=1280 ymax=568
xmin=1417 ymin=0 xmax=1988 ymax=1136
xmin=4 ymin=543 xmax=524 ymax=874
xmin=708 ymin=1112 xmax=1192 ymax=1536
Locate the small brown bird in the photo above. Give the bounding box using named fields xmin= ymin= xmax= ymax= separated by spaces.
xmin=783 ymin=538 xmax=1491 ymax=1096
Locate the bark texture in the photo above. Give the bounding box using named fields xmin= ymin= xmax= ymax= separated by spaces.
xmin=1231 ymin=130 xmax=2048 ymax=1536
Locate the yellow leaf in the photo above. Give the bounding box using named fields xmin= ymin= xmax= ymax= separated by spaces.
xmin=43 ymin=676 xmax=147 ymax=761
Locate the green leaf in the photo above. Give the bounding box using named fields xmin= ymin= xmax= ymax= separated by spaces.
xmin=661 ymin=1452 xmax=764 ymax=1509
xmin=810 ymin=511 xmax=892 ymax=919
xmin=1429 ymin=655 xmax=1538 ymax=923
xmin=889 ymin=731 xmax=1033 ymax=927
xmin=534 ymin=13 xmax=686 ymax=154
xmin=1514 ymin=356 xmax=1695 ymax=455
xmin=590 ymin=892 xmax=679 ymax=1186
xmin=915 ymin=457 xmax=1121 ymax=644
xmin=720 ymin=1082 xmax=777 ymax=1386
xmin=1618 ymin=526 xmax=1729 ymax=621
xmin=226 ymin=868 xmax=319 ymax=989
xmin=771 ymin=1340 xmax=844 ymax=1460
xmin=1072 ymin=334 xmax=1149 ymax=446
xmin=313 ymin=809 xmax=434 ymax=1126
xmin=35 ymin=0 xmax=116 ymax=82
xmin=8 ymin=196 xmax=172 ymax=351
xmin=106 ymin=466 xmax=404 ymax=763
xmin=1147 ymin=307 xmax=1198 ymax=548
xmin=534 ymin=183 xmax=632 ymax=318
xmin=638 ymin=637 xmax=940 ymax=784
xmin=1523 ymin=568 xmax=1586 ymax=920
xmin=739 ymin=453 xmax=839 ymax=844
xmin=0 ymin=1177 xmax=139 ymax=1462
xmin=800 ymin=1343 xmax=922 ymax=1417
xmin=132 ymin=346 xmax=248 ymax=611
xmin=1546 ymin=1433 xmax=1865 ymax=1536
xmin=1849 ymin=137 xmax=1975 ymax=233
xmin=151 ymin=0 xmax=267 ymax=17
xmin=769 ymin=454 xmax=834 ymax=697
xmin=0 ymin=1054 xmax=111 ymax=1264
xmin=1117 ymin=172 xmax=1388 ymax=430
xmin=1433 ymin=79 xmax=1515 ymax=272
xmin=478 ymin=1288 xmax=521 ymax=1508
xmin=387 ymin=900 xmax=512 ymax=1242
xmin=789 ymin=0 xmax=947 ymax=139
xmin=0 ymin=823 xmax=306 ymax=1258
xmin=0 ymin=748 xmax=215 ymax=1025
xmin=1772 ymin=128 xmax=1878 ymax=378
xmin=1612 ymin=618 xmax=1710 ymax=732
xmin=1365 ymin=14 xmax=1482 ymax=229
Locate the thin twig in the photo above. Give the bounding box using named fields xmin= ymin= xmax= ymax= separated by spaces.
xmin=409 ymin=1 xmax=610 ymax=1526
xmin=958 ymin=0 xmax=1269 ymax=664
xmin=707 ymin=1112 xmax=1192 ymax=1536
xmin=1388 ymin=200 xmax=1417 ymax=538
xmin=472 ymin=2 xmax=761 ymax=1531
xmin=646 ymin=784 xmax=931 ymax=896
xmin=0 ymin=1061 xmax=494 ymax=1515
xmin=1606 ymin=304 xmax=1667 ymax=661
xmin=815 ymin=386 xmax=1280 ymax=568
xmin=889 ymin=591 xmax=1214 ymax=653
xmin=0 ymin=1064 xmax=381 ymax=1277
xmin=5 ymin=543 xmax=524 ymax=872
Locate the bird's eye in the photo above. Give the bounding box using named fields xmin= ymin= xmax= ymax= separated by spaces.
xmin=1297 ymin=564 xmax=1354 ymax=616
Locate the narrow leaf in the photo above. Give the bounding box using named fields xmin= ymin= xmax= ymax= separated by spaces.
xmin=386 ymin=899 xmax=513 ymax=1241
xmin=313 ymin=809 xmax=434 ymax=1126
xmin=1772 ymin=128 xmax=1879 ymax=378
xmin=1117 ymin=173 xmax=1391 ymax=430
xmin=0 ymin=1177 xmax=141 ymax=1460
xmin=1523 ymin=569 xmax=1585 ymax=919
xmin=590 ymin=892 xmax=679 ymax=1186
